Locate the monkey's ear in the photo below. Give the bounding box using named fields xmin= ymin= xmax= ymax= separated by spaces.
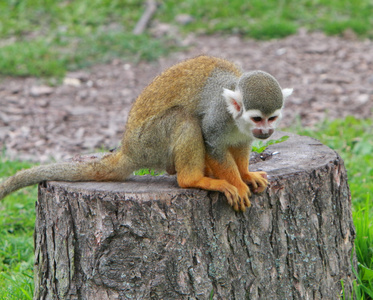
xmin=222 ymin=88 xmax=244 ymax=118
xmin=282 ymin=88 xmax=293 ymax=99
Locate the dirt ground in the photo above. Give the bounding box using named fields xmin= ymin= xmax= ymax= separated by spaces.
xmin=1 ymin=30 xmax=372 ymax=162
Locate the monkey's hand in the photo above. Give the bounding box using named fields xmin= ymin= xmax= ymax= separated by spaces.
xmin=216 ymin=180 xmax=251 ymax=212
xmin=242 ymin=171 xmax=268 ymax=194
xmin=224 ymin=183 xmax=252 ymax=212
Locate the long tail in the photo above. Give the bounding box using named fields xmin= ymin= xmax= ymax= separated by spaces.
xmin=0 ymin=152 xmax=133 ymax=200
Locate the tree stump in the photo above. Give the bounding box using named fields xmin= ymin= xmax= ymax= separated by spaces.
xmin=34 ymin=132 xmax=356 ymax=300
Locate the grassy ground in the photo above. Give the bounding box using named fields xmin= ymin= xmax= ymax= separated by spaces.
xmin=160 ymin=0 xmax=373 ymax=38
xmin=0 ymin=160 xmax=36 ymax=300
xmin=1 ymin=0 xmax=373 ymax=298
xmin=0 ymin=0 xmax=175 ymax=78
xmin=0 ymin=0 xmax=372 ymax=78
xmin=289 ymin=117 xmax=373 ymax=299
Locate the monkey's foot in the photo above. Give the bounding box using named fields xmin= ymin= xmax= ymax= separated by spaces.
xmin=242 ymin=171 xmax=268 ymax=194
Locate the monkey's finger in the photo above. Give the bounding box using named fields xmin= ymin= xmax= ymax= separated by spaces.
xmin=247 ymin=171 xmax=268 ymax=194
xmin=237 ymin=186 xmax=251 ymax=211
xmin=221 ymin=184 xmax=239 ymax=208
xmin=226 ymin=193 xmax=236 ymax=208
xmin=224 ymin=192 xmax=233 ymax=206
xmin=250 ymin=180 xmax=258 ymax=190
xmin=233 ymin=193 xmax=242 ymax=212
xmin=239 ymin=199 xmax=246 ymax=212
xmin=258 ymin=171 xmax=268 ymax=180
xmin=254 ymin=171 xmax=269 ymax=185
xmin=253 ymin=181 xmax=268 ymax=193
xmin=242 ymin=171 xmax=267 ymax=190
xmin=238 ymin=196 xmax=248 ymax=212
xmin=231 ymin=192 xmax=241 ymax=212
xmin=255 ymin=178 xmax=269 ymax=193
xmin=243 ymin=194 xmax=251 ymax=208
xmin=256 ymin=178 xmax=268 ymax=188
xmin=258 ymin=172 xmax=268 ymax=184
xmin=246 ymin=185 xmax=252 ymax=197
xmin=254 ymin=187 xmax=266 ymax=194
xmin=233 ymin=201 xmax=240 ymax=212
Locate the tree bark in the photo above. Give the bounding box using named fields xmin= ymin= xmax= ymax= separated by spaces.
xmin=34 ymin=132 xmax=356 ymax=300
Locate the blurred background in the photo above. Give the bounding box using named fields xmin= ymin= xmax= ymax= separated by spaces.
xmin=0 ymin=1 xmax=372 ymax=298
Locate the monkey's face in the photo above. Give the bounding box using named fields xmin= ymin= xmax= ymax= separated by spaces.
xmin=222 ymin=85 xmax=292 ymax=140
xmin=231 ymin=108 xmax=282 ymax=139
xmin=245 ymin=109 xmax=282 ymax=139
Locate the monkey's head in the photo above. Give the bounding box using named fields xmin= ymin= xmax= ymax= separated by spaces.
xmin=222 ymin=71 xmax=293 ymax=139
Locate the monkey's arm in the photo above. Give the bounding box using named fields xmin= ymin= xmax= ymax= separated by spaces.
xmin=229 ymin=146 xmax=268 ymax=194
xmin=170 ymin=116 xmax=248 ymax=212
xmin=204 ymin=152 xmax=251 ymax=211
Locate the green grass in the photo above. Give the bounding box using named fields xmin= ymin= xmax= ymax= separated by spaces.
xmin=0 ymin=0 xmax=373 ymax=78
xmin=0 ymin=32 xmax=175 ymax=78
xmin=352 ymin=199 xmax=373 ymax=299
xmin=133 ymin=169 xmax=164 ymax=176
xmin=0 ymin=159 xmax=36 ymax=300
xmin=161 ymin=0 xmax=373 ymax=38
xmin=0 ymin=0 xmax=175 ymax=78
xmin=291 ymin=116 xmax=373 ymax=208
xmin=252 ymin=135 xmax=289 ymax=153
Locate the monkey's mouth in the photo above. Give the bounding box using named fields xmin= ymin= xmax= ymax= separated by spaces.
xmin=255 ymin=133 xmax=272 ymax=140
xmin=252 ymin=129 xmax=274 ymax=140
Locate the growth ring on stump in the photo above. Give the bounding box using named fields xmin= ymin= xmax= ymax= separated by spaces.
xmin=34 ymin=132 xmax=355 ymax=299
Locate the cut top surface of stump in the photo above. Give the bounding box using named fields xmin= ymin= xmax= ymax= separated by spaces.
xmin=47 ymin=131 xmax=338 ymax=197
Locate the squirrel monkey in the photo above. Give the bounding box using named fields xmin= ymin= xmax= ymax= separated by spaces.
xmin=0 ymin=56 xmax=292 ymax=211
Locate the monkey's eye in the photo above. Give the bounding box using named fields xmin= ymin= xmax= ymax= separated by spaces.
xmin=268 ymin=116 xmax=278 ymax=121
xmin=251 ymin=117 xmax=262 ymax=122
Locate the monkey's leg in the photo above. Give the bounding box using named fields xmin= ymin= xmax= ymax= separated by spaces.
xmin=173 ymin=121 xmax=242 ymax=210
xmin=205 ymin=153 xmax=251 ymax=211
xmin=229 ymin=146 xmax=268 ymax=194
